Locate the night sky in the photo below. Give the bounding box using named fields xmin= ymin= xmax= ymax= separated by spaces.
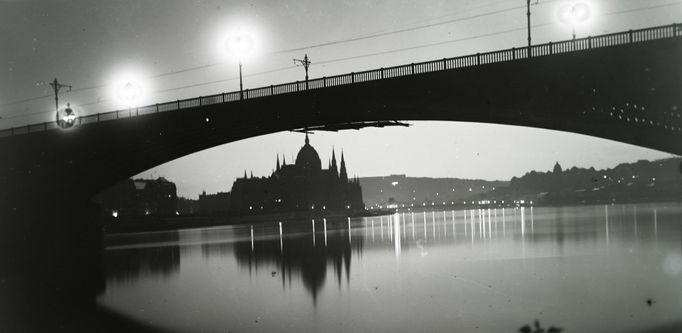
xmin=1 ymin=0 xmax=680 ymax=198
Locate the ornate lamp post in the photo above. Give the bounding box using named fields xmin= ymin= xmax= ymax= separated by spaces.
xmin=226 ymin=32 xmax=255 ymax=100
xmin=558 ymin=1 xmax=591 ymax=39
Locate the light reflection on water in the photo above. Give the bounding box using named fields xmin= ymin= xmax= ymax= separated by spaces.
xmin=99 ymin=203 xmax=682 ymax=333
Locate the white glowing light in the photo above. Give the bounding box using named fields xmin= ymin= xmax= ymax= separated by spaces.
xmin=111 ymin=210 xmax=118 ymax=218
xmin=558 ymin=2 xmax=592 ymax=25
xmin=226 ymin=32 xmax=255 ymax=59
xmin=56 ymin=104 xmax=79 ymax=129
xmin=110 ymin=70 xmax=149 ymax=108
xmin=116 ymin=81 xmax=143 ymax=105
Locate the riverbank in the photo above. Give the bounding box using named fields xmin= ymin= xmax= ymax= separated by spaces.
xmin=104 ymin=209 xmax=394 ymax=234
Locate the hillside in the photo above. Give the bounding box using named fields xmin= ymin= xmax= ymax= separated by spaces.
xmin=359 ymin=174 xmax=508 ymax=208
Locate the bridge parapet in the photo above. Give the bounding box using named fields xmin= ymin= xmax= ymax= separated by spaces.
xmin=1 ymin=23 xmax=680 ymax=139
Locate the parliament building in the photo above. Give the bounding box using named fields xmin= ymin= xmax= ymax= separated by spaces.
xmin=229 ymin=134 xmax=364 ymax=214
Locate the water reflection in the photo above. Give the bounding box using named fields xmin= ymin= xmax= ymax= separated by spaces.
xmin=105 ymin=231 xmax=181 ymax=284
xmin=100 ymin=203 xmax=682 ymax=333
xmin=231 ymin=219 xmax=363 ymax=303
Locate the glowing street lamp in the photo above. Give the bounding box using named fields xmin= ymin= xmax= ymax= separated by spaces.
xmin=558 ymin=2 xmax=591 ymax=39
xmin=49 ymin=78 xmax=77 ymax=129
xmin=226 ymin=32 xmax=255 ymax=100
xmin=115 ymin=81 xmax=144 ymax=107
xmin=56 ymin=103 xmax=78 ymax=129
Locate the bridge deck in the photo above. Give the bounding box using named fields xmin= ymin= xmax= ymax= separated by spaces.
xmin=1 ymin=23 xmax=680 ymax=138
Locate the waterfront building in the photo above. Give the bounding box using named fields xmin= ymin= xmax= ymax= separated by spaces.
xmin=229 ymin=134 xmax=364 ymax=214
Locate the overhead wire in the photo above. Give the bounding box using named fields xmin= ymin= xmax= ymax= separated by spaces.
xmin=1 ymin=0 xmax=680 ymax=122
xmin=0 ymin=0 xmax=558 ymax=111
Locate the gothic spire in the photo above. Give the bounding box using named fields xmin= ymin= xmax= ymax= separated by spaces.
xmin=331 ymin=148 xmax=338 ymax=178
xmin=276 ymin=154 xmax=281 ymax=171
xmin=339 ymin=150 xmax=348 ymax=183
xmin=305 ymin=132 xmax=310 ymax=145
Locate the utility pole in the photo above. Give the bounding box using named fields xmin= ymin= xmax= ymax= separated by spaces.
xmin=49 ymin=78 xmax=72 ymax=113
xmin=527 ymin=0 xmax=539 ymax=58
xmin=238 ymin=60 xmax=244 ymax=100
xmin=293 ymin=54 xmax=311 ymax=90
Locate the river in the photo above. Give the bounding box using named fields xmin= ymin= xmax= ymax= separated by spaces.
xmin=98 ymin=203 xmax=682 ymax=332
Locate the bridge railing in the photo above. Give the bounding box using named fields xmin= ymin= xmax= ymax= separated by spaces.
xmin=1 ymin=23 xmax=679 ymax=139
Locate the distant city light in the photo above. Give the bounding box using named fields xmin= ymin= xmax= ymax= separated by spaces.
xmin=391 ymin=181 xmax=399 ymax=186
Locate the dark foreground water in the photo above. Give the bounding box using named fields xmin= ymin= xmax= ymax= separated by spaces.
xmin=98 ymin=203 xmax=682 ymax=332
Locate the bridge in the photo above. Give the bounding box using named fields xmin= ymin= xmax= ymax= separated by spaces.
xmin=1 ymin=23 xmax=682 ymax=330
xmin=2 ymin=24 xmax=682 ymax=204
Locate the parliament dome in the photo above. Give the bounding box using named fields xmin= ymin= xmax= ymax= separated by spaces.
xmin=295 ymin=133 xmax=321 ymax=171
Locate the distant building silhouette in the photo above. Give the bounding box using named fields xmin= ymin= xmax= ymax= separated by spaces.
xmin=480 ymin=157 xmax=682 ymax=205
xmin=95 ymin=177 xmax=177 ymax=217
xmin=553 ymin=161 xmax=563 ymax=174
xmin=229 ymin=133 xmax=364 ymax=214
xmin=198 ymin=191 xmax=231 ymax=215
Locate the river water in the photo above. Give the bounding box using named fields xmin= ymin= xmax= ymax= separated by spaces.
xmin=98 ymin=203 xmax=682 ymax=332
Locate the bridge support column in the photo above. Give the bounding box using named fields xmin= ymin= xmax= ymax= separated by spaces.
xmin=0 ymin=195 xmax=105 ymax=331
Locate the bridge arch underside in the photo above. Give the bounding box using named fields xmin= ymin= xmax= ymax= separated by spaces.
xmin=2 ymin=38 xmax=681 ymax=204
